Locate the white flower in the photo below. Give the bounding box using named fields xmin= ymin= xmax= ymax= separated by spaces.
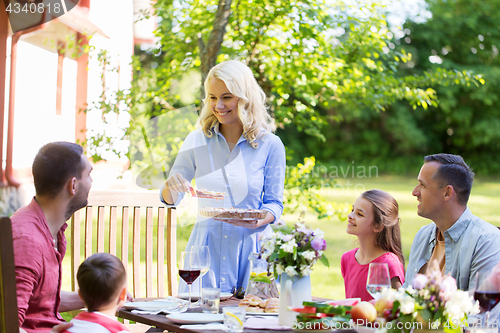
xmin=444 ymin=290 xmax=480 ymax=321
xmin=281 ymin=239 xmax=297 ymax=253
xmin=285 ymin=266 xmax=298 ymax=276
xmin=282 ymin=234 xmax=293 ymax=242
xmin=444 ymin=300 xmax=467 ymax=323
xmin=261 ymin=251 xmax=270 ymax=260
xmin=405 ymin=285 xmax=416 ymax=296
xmin=313 ymin=228 xmax=325 ymax=239
xmin=262 ymin=240 xmax=275 ymax=253
xmin=380 ymin=288 xmax=399 ymax=302
xmin=300 ymin=265 xmax=311 ymax=276
xmin=301 ymin=250 xmax=316 ymax=261
xmin=418 ymin=289 xmax=430 ymax=299
xmin=276 ymin=264 xmax=285 ymax=275
xmin=400 ymin=298 xmax=415 ymax=314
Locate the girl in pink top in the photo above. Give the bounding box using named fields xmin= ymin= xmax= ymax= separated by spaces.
xmin=341 ymin=190 xmax=405 ymax=301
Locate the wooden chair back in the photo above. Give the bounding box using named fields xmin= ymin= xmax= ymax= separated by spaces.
xmin=0 ymin=217 xmax=19 ymax=333
xmin=69 ymin=190 xmax=177 ymax=298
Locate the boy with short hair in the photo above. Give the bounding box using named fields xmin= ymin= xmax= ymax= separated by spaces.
xmin=65 ymin=253 xmax=131 ymax=333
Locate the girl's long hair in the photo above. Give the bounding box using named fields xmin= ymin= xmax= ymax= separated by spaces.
xmin=197 ymin=60 xmax=276 ymax=148
xmin=362 ymin=189 xmax=405 ymax=268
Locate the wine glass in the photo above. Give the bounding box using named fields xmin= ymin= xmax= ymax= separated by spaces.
xmin=473 ymin=271 xmax=500 ymax=327
xmin=179 ymin=251 xmax=201 ymax=306
xmin=366 ymin=262 xmax=391 ymax=300
xmin=191 ymin=246 xmax=211 ymax=306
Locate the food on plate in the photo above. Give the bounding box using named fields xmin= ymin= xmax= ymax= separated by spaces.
xmin=291 ymin=301 xmax=352 ymax=330
xmin=199 ymin=207 xmax=267 ymax=220
xmin=238 ymin=295 xmax=279 ymax=313
xmin=350 ymin=301 xmax=377 ymax=325
xmin=264 ymin=298 xmax=279 ymax=313
xmin=192 ymin=188 xmax=225 ymax=200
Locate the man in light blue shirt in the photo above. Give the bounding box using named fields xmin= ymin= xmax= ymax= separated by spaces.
xmin=404 ymin=153 xmax=500 ymax=290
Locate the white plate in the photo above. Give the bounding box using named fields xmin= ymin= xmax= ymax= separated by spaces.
xmin=123 ymin=300 xmax=179 ymax=311
xmin=177 ymin=292 xmax=233 ymax=301
xmin=166 ymin=313 xmax=224 ymax=324
xmin=246 ymin=312 xmax=279 ymax=316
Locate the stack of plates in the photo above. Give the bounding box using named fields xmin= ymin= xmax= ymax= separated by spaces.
xmin=123 ymin=297 xmax=189 ymax=313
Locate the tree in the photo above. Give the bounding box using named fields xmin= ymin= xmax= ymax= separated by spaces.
xmin=396 ymin=0 xmax=500 ymax=174
xmin=85 ymin=0 xmax=484 ymax=217
xmin=138 ymin=0 xmax=480 ymax=141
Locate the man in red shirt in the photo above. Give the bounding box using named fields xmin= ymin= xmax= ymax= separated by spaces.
xmin=12 ymin=142 xmax=92 ymax=332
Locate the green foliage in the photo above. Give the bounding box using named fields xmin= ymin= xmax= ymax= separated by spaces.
xmin=281 ymin=0 xmax=500 ymax=175
xmin=284 ymin=157 xmax=349 ymax=219
xmin=395 ymin=0 xmax=500 ymax=174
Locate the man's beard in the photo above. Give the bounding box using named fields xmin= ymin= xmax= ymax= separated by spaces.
xmin=65 ymin=187 xmax=89 ymax=220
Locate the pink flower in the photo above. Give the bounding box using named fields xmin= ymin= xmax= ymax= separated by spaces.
xmin=412 ymin=274 xmax=429 ymax=290
xmin=311 ymin=238 xmax=326 ymax=251
xmin=439 ymin=276 xmax=457 ymax=301
xmin=297 ymin=226 xmax=314 ymax=236
xmin=282 ymin=234 xmax=293 ymax=242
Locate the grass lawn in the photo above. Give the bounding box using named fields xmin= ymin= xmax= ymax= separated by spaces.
xmin=61 ymin=175 xmax=500 ymax=301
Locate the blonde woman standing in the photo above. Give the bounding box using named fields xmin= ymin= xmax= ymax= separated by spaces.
xmin=161 ymin=60 xmax=286 ymax=293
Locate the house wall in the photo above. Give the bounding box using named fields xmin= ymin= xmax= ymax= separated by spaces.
xmin=12 ymin=41 xmax=77 ymax=171
xmin=1 ymin=0 xmax=143 ymax=212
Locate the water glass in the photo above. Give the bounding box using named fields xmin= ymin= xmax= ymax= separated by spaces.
xmin=201 ymin=287 xmax=220 ymax=314
xmin=366 ymin=262 xmax=391 ymax=300
xmin=223 ymin=306 xmax=246 ymax=332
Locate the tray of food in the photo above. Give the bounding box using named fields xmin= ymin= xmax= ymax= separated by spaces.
xmin=199 ymin=207 xmax=267 ymax=220
xmin=238 ymin=295 xmax=279 ymax=314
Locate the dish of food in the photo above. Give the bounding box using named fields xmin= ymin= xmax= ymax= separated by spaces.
xmin=190 ymin=188 xmax=225 ymax=200
xmin=291 ymin=301 xmax=353 ymax=332
xmin=199 ymin=207 xmax=267 ymax=220
xmin=238 ymin=295 xmax=279 ymax=313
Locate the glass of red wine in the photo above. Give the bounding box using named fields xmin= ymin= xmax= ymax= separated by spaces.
xmin=179 ymin=251 xmax=201 ymax=306
xmin=473 ymin=271 xmax=500 ymax=327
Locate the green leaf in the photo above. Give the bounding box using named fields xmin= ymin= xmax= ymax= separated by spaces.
xmin=319 ymin=255 xmax=330 ymax=267
xmin=250 ymin=275 xmax=273 ymax=283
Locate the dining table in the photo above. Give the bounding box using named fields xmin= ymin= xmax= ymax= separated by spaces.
xmin=117 ymin=296 xmax=339 ymax=333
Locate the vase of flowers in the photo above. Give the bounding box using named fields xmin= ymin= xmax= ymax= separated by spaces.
xmin=260 ymin=213 xmax=329 ymax=326
xmin=376 ymin=260 xmax=479 ymax=333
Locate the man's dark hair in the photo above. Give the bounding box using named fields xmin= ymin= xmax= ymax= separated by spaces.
xmin=32 ymin=142 xmax=84 ymax=198
xmin=77 ymin=253 xmax=127 ymax=312
xmin=424 ymin=153 xmax=475 ymax=206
